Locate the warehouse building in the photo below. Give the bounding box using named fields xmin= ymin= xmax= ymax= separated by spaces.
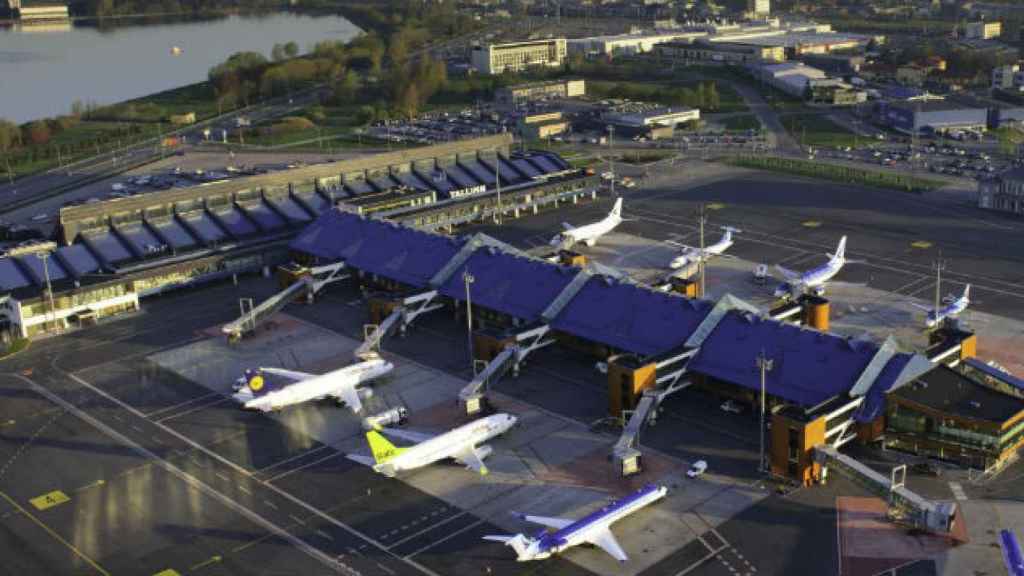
xmin=880 ymin=100 xmax=988 ymax=135
xmin=656 ymin=39 xmax=786 ymax=65
xmin=495 ymin=79 xmax=586 ymax=108
xmin=978 ymin=166 xmax=1024 ymax=215
xmin=752 ymin=62 xmax=866 ymax=105
xmin=470 ymin=39 xmax=567 ymax=75
xmin=567 ymin=30 xmax=706 ymax=57
xmin=602 ymin=106 xmax=700 ymax=129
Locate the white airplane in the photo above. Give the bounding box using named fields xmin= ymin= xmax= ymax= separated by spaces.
xmin=911 ymin=284 xmax=970 ymax=329
xmin=550 ymin=198 xmax=623 ymax=248
xmin=667 ymin=226 xmax=741 ymax=269
xmin=231 ymin=353 xmax=394 ymax=414
xmin=350 ymin=413 xmax=517 ymax=477
xmin=773 ymin=236 xmax=862 ymax=298
xmin=484 ymin=484 xmax=667 ymax=563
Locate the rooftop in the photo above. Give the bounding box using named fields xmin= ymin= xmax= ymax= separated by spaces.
xmin=893 ymin=365 xmax=1024 ymax=424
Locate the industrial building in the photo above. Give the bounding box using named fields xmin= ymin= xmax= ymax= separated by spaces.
xmin=992 ymin=63 xmax=1024 ymax=92
xmin=470 ymin=39 xmax=567 ymax=75
xmin=709 ymin=29 xmax=874 ymax=58
xmin=602 ymin=105 xmax=700 ymax=130
xmin=0 ymin=135 xmax=598 ymax=339
xmin=494 ymin=79 xmax=585 ymax=108
xmin=880 ymin=100 xmax=988 ymax=135
xmin=567 ymin=30 xmax=706 ymax=57
xmin=516 ymin=112 xmax=570 ymax=140
xmin=752 ymin=62 xmax=866 ymax=105
xmin=978 ymin=166 xmax=1024 ymax=215
xmin=656 ymin=39 xmax=786 ymax=65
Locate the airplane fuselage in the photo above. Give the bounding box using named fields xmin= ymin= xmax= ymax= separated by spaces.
xmin=927 ymin=297 xmax=969 ymax=328
xmin=670 ymin=237 xmax=733 ymax=269
xmin=375 ymin=414 xmax=516 ymax=476
xmin=557 ymin=216 xmax=622 ymax=248
xmin=239 ymin=358 xmax=393 ymax=412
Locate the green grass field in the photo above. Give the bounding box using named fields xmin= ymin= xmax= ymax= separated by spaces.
xmin=718 ymin=114 xmax=762 ymax=131
xmin=783 ymin=113 xmax=858 ymax=148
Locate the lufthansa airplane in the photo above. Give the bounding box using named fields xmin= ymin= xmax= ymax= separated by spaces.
xmin=484 ymin=484 xmax=667 ymax=563
xmin=231 ymin=353 xmax=394 ymax=414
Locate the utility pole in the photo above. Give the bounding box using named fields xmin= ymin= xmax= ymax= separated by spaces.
xmin=697 ymin=204 xmax=707 ymax=297
xmin=607 ymin=124 xmax=615 ymax=197
xmin=3 ymin=156 xmax=12 ymax=185
xmin=756 ymin=349 xmax=774 ymax=474
xmin=38 ymin=251 xmax=56 ymax=331
xmin=463 ymin=271 xmax=475 ymax=369
xmin=933 ymin=257 xmax=946 ymax=321
xmin=494 ymin=153 xmax=502 ymax=224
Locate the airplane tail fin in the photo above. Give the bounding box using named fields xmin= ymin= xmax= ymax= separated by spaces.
xmin=483 ymin=534 xmax=532 ymax=560
xmin=366 ymin=430 xmax=406 ymax=464
xmin=830 ymin=236 xmax=847 ymax=260
xmin=964 ymin=284 xmax=971 ymax=301
xmin=609 ymin=198 xmax=623 ymax=219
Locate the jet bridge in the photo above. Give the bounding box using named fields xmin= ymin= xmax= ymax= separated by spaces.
xmin=813 ymin=444 xmax=958 ymax=534
xmin=612 ymin=348 xmax=699 ymax=476
xmin=222 ymin=261 xmax=348 ymax=341
xmin=457 ymin=323 xmax=559 ymax=415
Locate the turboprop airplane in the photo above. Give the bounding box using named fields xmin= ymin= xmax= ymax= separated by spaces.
xmin=773 ymin=236 xmax=863 ymax=298
xmin=911 ymin=284 xmax=971 ymax=329
xmin=483 ymin=484 xmax=668 ymax=563
xmin=550 ymin=198 xmax=623 ymax=248
xmin=350 ymin=413 xmax=517 ymax=477
xmin=231 ymin=353 xmax=393 ymax=414
xmin=1001 ymin=529 xmax=1024 ymax=576
xmin=667 ymin=226 xmax=741 ymax=269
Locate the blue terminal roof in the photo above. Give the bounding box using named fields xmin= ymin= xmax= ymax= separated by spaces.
xmin=345 ymin=219 xmax=465 ymax=288
xmin=289 ymin=210 xmax=366 ymax=261
xmin=689 ymin=311 xmax=879 ymax=407
xmin=964 ymin=358 xmax=1024 ymax=392
xmin=0 ymin=258 xmax=32 ymax=291
xmin=550 ymin=277 xmax=713 ymax=357
xmin=437 ymin=249 xmax=578 ymax=321
xmin=854 ymin=353 xmax=915 ymax=422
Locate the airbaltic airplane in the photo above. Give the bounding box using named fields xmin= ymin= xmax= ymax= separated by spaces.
xmin=231 ymin=354 xmax=394 ymax=414
xmin=484 ymin=484 xmax=667 ymax=563
xmin=773 ymin=236 xmax=861 ymax=298
xmin=350 ymin=413 xmax=517 ymax=477
xmin=911 ymin=284 xmax=971 ymax=329
xmin=667 ymin=226 xmax=741 ymax=269
xmin=550 ymin=198 xmax=623 ymax=248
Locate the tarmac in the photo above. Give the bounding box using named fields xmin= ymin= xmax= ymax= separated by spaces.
xmin=1 ymin=160 xmax=1022 ymax=576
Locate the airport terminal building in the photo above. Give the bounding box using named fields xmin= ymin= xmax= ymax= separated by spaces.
xmin=0 ymin=135 xmax=598 ymax=338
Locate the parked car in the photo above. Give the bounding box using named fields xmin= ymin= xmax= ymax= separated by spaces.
xmin=687 ymin=460 xmax=708 ymax=478
xmin=720 ymin=400 xmax=743 ymax=414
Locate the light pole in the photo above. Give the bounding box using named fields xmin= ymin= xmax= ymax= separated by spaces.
xmin=756 ymin=349 xmax=774 ymax=474
xmin=37 ymin=252 xmax=56 ymax=331
xmin=3 ymin=155 xmax=12 ymax=185
xmin=494 ymin=152 xmax=502 ymax=224
xmin=463 ymin=271 xmax=475 ymax=369
xmin=697 ymin=204 xmax=707 ymax=298
xmin=606 ymin=124 xmax=615 ymax=197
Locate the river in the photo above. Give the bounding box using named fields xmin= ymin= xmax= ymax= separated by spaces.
xmin=0 ymin=12 xmax=360 ymax=124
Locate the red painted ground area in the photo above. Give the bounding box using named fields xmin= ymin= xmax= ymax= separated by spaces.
xmin=837 ymin=496 xmax=964 ymax=576
xmin=978 ymin=336 xmax=1024 ymax=376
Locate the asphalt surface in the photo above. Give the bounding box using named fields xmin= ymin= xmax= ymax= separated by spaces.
xmin=0 ymin=280 xmax=596 ymax=576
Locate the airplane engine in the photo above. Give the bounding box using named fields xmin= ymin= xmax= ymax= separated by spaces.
xmin=812 ymin=285 xmax=827 ymax=297
xmin=476 ymin=444 xmax=494 ymax=460
xmin=585 ymin=239 xmax=597 ymax=247
xmin=358 ymin=388 xmax=374 ymax=401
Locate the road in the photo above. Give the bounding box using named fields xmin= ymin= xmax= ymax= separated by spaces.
xmin=0 ymin=87 xmax=327 ymax=216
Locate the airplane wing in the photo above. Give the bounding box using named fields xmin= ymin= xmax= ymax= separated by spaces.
xmin=329 ymin=384 xmax=362 ymax=414
xmin=259 ymin=367 xmax=316 ymax=383
xmin=518 ymin=514 xmax=574 ymax=530
xmin=908 ymin=302 xmax=933 ymax=311
xmin=453 ymin=445 xmax=490 ymax=476
xmin=377 ymin=427 xmax=435 ymax=443
xmin=665 ymin=240 xmax=694 ymax=250
xmin=587 ymin=527 xmax=628 ymax=563
xmin=775 ymin=265 xmax=801 ymax=282
xmin=561 ymin=222 xmax=575 ymax=231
